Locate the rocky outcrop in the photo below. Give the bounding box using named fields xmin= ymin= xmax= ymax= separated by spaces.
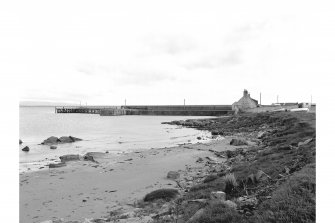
xmin=41 ymin=136 xmax=59 ymax=145
xmin=49 ymin=163 xmax=66 ymax=168
xmin=59 ymin=154 xmax=81 ymax=162
xmin=22 ymin=146 xmax=29 ymax=152
xmin=58 ymin=136 xmax=74 ymax=143
xmin=41 ymin=136 xmax=82 ymax=145
xmin=50 ymin=145 xmax=57 ymax=149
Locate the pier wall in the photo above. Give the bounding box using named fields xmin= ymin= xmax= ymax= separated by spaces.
xmin=125 ymin=109 xmax=232 ymax=116
xmin=56 ymin=105 xmax=233 ymax=116
xmin=122 ymin=105 xmax=232 ymax=111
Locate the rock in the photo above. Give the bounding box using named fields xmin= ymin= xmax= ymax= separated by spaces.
xmin=205 ymin=156 xmax=219 ymax=164
xmin=84 ymin=154 xmax=97 ymax=163
xmin=222 ymin=200 xmax=238 ymax=209
xmin=255 ymin=170 xmax=271 ymax=182
xmin=116 ymin=216 xmax=153 ymax=223
xmin=22 ymin=146 xmax=29 ymax=152
xmin=196 ymin=157 xmax=204 ymax=163
xmin=41 ymin=136 xmax=59 ymax=145
xmin=41 ymin=136 xmax=82 ymax=145
xmin=59 ymin=154 xmax=81 ymax=162
xmin=197 ymin=136 xmax=202 ymax=140
xmin=257 ymin=131 xmax=267 ymax=139
xmin=69 ymin=136 xmax=82 ymax=142
xmin=58 ymin=136 xmax=74 ymax=143
xmin=19 ymin=139 xmax=23 ymax=145
xmin=49 ymin=162 xmax=66 ymax=168
xmin=188 ymin=199 xmax=208 ymax=205
xmin=50 ymin=145 xmax=57 ymax=149
xmin=236 ymin=196 xmax=258 ymax=209
xmin=230 ymin=139 xmax=248 ymax=146
xmin=210 ymin=191 xmax=226 ymax=201
xmin=186 ymin=208 xmax=205 ymax=223
xmin=298 ymin=138 xmax=314 ymax=147
xmin=167 ymin=171 xmax=180 ymax=179
xmin=119 ymin=211 xmax=136 ymax=219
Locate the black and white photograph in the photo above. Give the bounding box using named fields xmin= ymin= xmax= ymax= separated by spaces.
xmin=1 ymin=0 xmax=333 ymax=222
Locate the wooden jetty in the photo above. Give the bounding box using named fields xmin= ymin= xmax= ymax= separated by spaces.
xmin=55 ymin=106 xmax=120 ymax=114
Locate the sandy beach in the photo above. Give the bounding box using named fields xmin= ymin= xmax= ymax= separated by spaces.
xmin=20 ymin=137 xmax=237 ymax=223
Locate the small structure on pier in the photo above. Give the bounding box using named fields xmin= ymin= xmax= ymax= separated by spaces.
xmin=232 ymin=89 xmax=258 ymax=113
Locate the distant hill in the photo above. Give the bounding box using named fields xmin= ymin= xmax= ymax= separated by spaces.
xmin=19 ymin=101 xmax=79 ymax=107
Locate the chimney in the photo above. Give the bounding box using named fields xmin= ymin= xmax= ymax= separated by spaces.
xmin=243 ymin=89 xmax=248 ymax=97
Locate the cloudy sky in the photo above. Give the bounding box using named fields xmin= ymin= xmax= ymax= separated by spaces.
xmin=1 ymin=0 xmax=333 ymax=105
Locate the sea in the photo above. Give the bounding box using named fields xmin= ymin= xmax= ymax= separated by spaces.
xmin=19 ymin=106 xmax=213 ymax=172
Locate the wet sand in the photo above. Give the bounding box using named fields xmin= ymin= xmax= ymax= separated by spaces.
xmin=20 ymin=137 xmax=236 ymax=223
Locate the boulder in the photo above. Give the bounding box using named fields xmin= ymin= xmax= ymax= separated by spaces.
xmin=236 ymin=196 xmax=258 ymax=209
xmin=59 ymin=154 xmax=81 ymax=162
xmin=19 ymin=139 xmax=23 ymax=145
xmin=58 ymin=136 xmax=74 ymax=143
xmin=41 ymin=136 xmax=82 ymax=145
xmin=230 ymin=139 xmax=248 ymax=146
xmin=210 ymin=191 xmax=226 ymax=201
xmin=50 ymin=145 xmax=57 ymax=149
xmin=22 ymin=146 xmax=29 ymax=152
xmin=197 ymin=136 xmax=202 ymax=140
xmin=222 ymin=200 xmax=238 ymax=209
xmin=41 ymin=136 xmax=59 ymax=145
xmin=69 ymin=136 xmax=82 ymax=142
xmin=84 ymin=154 xmax=97 ymax=163
xmin=167 ymin=171 xmax=180 ymax=179
xmin=49 ymin=163 xmax=66 ymax=168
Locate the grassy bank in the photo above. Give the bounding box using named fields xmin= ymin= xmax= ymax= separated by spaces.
xmin=164 ymin=112 xmax=316 ymax=223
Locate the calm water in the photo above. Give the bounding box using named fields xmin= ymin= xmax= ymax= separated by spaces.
xmin=19 ymin=106 xmax=212 ymax=172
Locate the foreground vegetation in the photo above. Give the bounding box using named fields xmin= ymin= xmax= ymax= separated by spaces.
xmin=160 ymin=112 xmax=316 ymax=223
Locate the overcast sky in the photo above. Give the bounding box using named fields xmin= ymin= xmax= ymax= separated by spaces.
xmin=1 ymin=0 xmax=333 ymax=105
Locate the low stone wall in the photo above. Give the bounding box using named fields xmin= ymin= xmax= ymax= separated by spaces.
xmin=245 ymin=105 xmax=299 ymax=113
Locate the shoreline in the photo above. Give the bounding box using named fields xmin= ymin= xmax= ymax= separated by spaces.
xmin=19 ymin=129 xmax=213 ymax=174
xmin=20 ymin=112 xmax=316 ymax=223
xmin=20 ymin=136 xmax=236 ymax=223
